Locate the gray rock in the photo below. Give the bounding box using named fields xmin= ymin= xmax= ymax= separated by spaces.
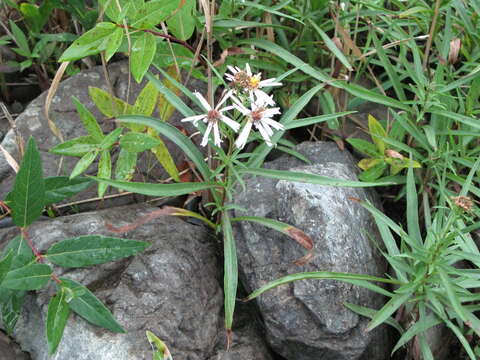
xmin=0 ymin=62 xmax=206 ymax=210
xmin=0 ymin=331 xmax=30 ymax=360
xmin=0 ymin=204 xmax=223 ymax=360
xmin=234 ymin=141 xmax=391 ymax=360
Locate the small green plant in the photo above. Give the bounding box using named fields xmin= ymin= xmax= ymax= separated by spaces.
xmin=0 ymin=137 xmax=149 ymax=355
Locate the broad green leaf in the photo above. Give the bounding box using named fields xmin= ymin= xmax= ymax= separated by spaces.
xmin=131 ymin=0 xmax=180 ymax=28
xmin=346 ymin=138 xmax=379 ymax=157
xmin=89 ymin=87 xmax=131 ymax=117
xmin=47 ymin=289 xmax=70 ymax=355
xmin=1 ymin=289 xmax=26 ymax=335
xmin=147 ymin=129 xmax=180 ymax=182
xmin=131 ymin=32 xmax=156 ymax=83
xmin=72 ymin=96 xmax=104 ymax=142
xmin=59 ymin=22 xmax=117 ymax=61
xmin=70 ymin=151 xmax=98 ymax=179
xmin=146 ymin=331 xmax=173 ymax=360
xmin=368 ymin=115 xmax=387 ymax=154
xmin=44 ymin=176 xmax=94 ymax=205
xmin=115 ymin=149 xmax=137 ymax=181
xmin=60 ymin=278 xmax=125 ymax=333
xmin=3 ymin=235 xmax=35 ymax=270
xmin=9 ymin=20 xmax=31 ymax=57
xmin=239 ymin=168 xmax=396 ymax=187
xmin=367 ymin=286 xmax=414 ymax=331
xmin=100 ymin=127 xmax=123 ymax=150
xmin=19 ymin=3 xmax=44 ymax=33
xmin=0 ymin=250 xmax=14 ymax=285
xmin=97 ymin=150 xmax=111 ymax=198
xmin=166 ymin=0 xmax=195 ymax=41
xmin=222 ymin=212 xmax=237 ymax=332
xmin=46 ymin=235 xmax=149 ymax=268
xmin=120 ymin=132 xmax=162 ymax=152
xmin=247 ymin=271 xmax=401 ymax=301
xmin=105 ymin=27 xmax=124 ymax=62
xmin=116 ymin=115 xmax=210 ymax=180
xmin=133 ymin=80 xmax=159 ymax=116
xmin=3 ymin=263 xmax=52 ymax=290
xmin=10 ymin=137 xmax=45 ymax=227
xmin=94 ymin=178 xmax=215 ymax=197
xmin=49 ymin=136 xmax=99 ymax=157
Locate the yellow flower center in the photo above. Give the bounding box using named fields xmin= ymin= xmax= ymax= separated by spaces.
xmin=248 ymin=76 xmax=261 ymax=90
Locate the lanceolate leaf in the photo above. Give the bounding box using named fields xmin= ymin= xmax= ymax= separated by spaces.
xmin=10 ymin=137 xmax=45 ymax=227
xmin=97 ymin=150 xmax=111 ymax=198
xmin=131 ymin=32 xmax=156 ymax=83
xmin=46 ymin=235 xmax=150 ymax=268
xmin=44 ymin=176 xmax=94 ymax=205
xmin=0 ymin=250 xmax=14 ymax=285
xmin=72 ymin=96 xmax=104 ymax=142
xmin=60 ymin=278 xmax=125 ymax=333
xmin=222 ymin=212 xmax=237 ymax=336
xmin=105 ymin=27 xmax=124 ymax=62
xmin=49 ymin=136 xmax=99 ymax=157
xmin=2 ymin=263 xmax=52 ymax=290
xmin=120 ymin=132 xmax=162 ymax=152
xmin=3 ymin=235 xmax=35 ymax=270
xmin=47 ymin=289 xmax=70 ymax=355
xmin=88 ymin=87 xmax=131 ymax=118
xmin=93 ymin=178 xmax=215 ymax=197
xmin=70 ymin=151 xmax=98 ymax=179
xmin=147 ymin=128 xmax=180 ymax=182
xmin=1 ymin=289 xmax=26 ymax=335
xmin=115 ymin=149 xmax=137 ymax=181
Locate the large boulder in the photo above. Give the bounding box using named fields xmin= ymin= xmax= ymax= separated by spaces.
xmin=0 ymin=204 xmax=224 ymax=359
xmin=234 ymin=142 xmax=392 ymax=360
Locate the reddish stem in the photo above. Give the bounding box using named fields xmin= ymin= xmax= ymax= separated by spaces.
xmin=21 ymin=228 xmax=44 ymax=261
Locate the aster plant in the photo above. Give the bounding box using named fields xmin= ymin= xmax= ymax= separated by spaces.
xmin=93 ymin=64 xmax=390 ymax=343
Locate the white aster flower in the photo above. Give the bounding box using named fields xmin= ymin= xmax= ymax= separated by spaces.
xmin=231 ymin=95 xmax=283 ymax=149
xmin=181 ymin=91 xmax=240 ymax=147
xmin=225 ymin=63 xmax=282 ymax=106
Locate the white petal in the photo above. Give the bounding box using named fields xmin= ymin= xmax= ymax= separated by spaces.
xmin=245 ymin=63 xmax=252 ymax=76
xmin=181 ymin=114 xmax=207 ymax=124
xmin=219 ymin=105 xmax=234 ymax=113
xmin=216 ymin=90 xmax=233 ymax=109
xmin=194 ymin=92 xmax=212 ymax=111
xmin=262 ymin=117 xmax=284 ymax=130
xmin=263 ymin=107 xmax=281 ymax=117
xmin=227 ymin=65 xmax=238 ymax=74
xmin=221 ymin=115 xmax=240 ymax=132
xmin=254 ymin=90 xmax=275 ymax=106
xmin=235 ymin=120 xmax=253 ymax=149
xmin=213 ymin=123 xmax=222 ymax=147
xmin=201 ymin=122 xmax=213 ymax=147
xmin=259 ymin=78 xmax=282 ymax=87
xmin=258 ymin=120 xmax=274 ymax=136
xmin=256 ymin=122 xmax=272 ymax=146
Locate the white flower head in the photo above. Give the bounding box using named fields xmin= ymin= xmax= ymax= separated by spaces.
xmin=232 ymin=95 xmax=283 ymax=149
xmin=225 ymin=63 xmax=282 ymax=106
xmin=181 ymin=91 xmax=240 ymax=147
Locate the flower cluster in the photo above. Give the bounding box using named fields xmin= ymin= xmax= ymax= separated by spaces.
xmin=181 ymin=64 xmax=283 ymax=149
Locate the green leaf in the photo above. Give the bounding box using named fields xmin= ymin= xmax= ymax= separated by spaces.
xmin=59 ymin=22 xmax=117 ymax=62
xmin=60 ymin=278 xmax=125 ymax=333
xmin=131 ymin=0 xmax=180 ymax=28
xmin=3 ymin=235 xmax=35 ymax=270
xmin=44 ymin=176 xmax=94 ymax=205
xmin=3 ymin=263 xmax=52 ymax=290
xmin=284 ymin=111 xmax=355 ymax=130
xmin=115 ymin=149 xmax=137 ymax=181
xmin=146 ymin=331 xmax=173 ymax=360
xmin=358 ymin=161 xmax=387 ymax=182
xmin=131 ymin=32 xmax=156 ymax=83
xmin=406 ymin=163 xmax=421 ymax=245
xmin=72 ymin=97 xmax=104 ymax=142
xmin=239 ymin=167 xmax=396 ymax=187
xmin=70 ymin=151 xmax=98 ymax=179
xmin=9 ymin=20 xmax=31 ymax=57
xmin=133 ymin=80 xmax=159 ymax=116
xmin=309 ymin=20 xmax=352 ymax=71
xmin=222 ymin=212 xmax=237 ymax=332
xmin=166 ymin=0 xmax=195 ymax=41
xmin=344 ymin=302 xmax=404 ymax=335
xmin=47 ymin=289 xmax=70 ymax=355
xmin=97 ymin=150 xmax=111 ymax=198
xmin=10 ymin=137 xmax=45 ymax=227
xmin=99 ymin=127 xmax=123 ymax=150
xmin=116 ymin=115 xmax=210 ymax=180
xmin=89 ymin=87 xmax=131 ymax=117
xmin=346 ymin=138 xmax=379 ymax=157
xmin=49 ymin=136 xmax=99 ymax=157
xmin=46 ymin=235 xmax=149 ymax=268
xmin=247 ymin=271 xmax=401 ymax=301
xmin=120 ymin=132 xmax=162 ymax=152
xmin=368 ymin=115 xmax=387 ymax=154
xmin=1 ymin=289 xmax=26 ymax=335
xmin=148 ymin=131 xmax=180 ymax=182
xmin=392 ymin=314 xmax=442 ymax=354
xmin=0 ymin=250 xmax=14 ymax=285
xmin=105 ymin=27 xmax=124 ymax=62
xmin=19 ymin=3 xmax=44 ymax=33
xmin=93 ymin=178 xmax=215 ymax=197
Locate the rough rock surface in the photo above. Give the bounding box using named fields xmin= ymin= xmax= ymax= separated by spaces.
xmin=234 ymin=141 xmax=391 ymax=360
xmin=0 ymin=204 xmax=223 ymax=360
xmin=0 ymin=61 xmax=206 ymax=208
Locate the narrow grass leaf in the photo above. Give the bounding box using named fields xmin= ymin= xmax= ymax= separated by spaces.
xmin=284 ymin=111 xmax=355 ymax=130
xmin=344 ymin=302 xmax=404 ymax=334
xmin=366 ymin=289 xmax=414 ymax=331
xmin=222 ymin=212 xmax=237 ymax=336
xmin=406 ymin=164 xmax=421 ymax=245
